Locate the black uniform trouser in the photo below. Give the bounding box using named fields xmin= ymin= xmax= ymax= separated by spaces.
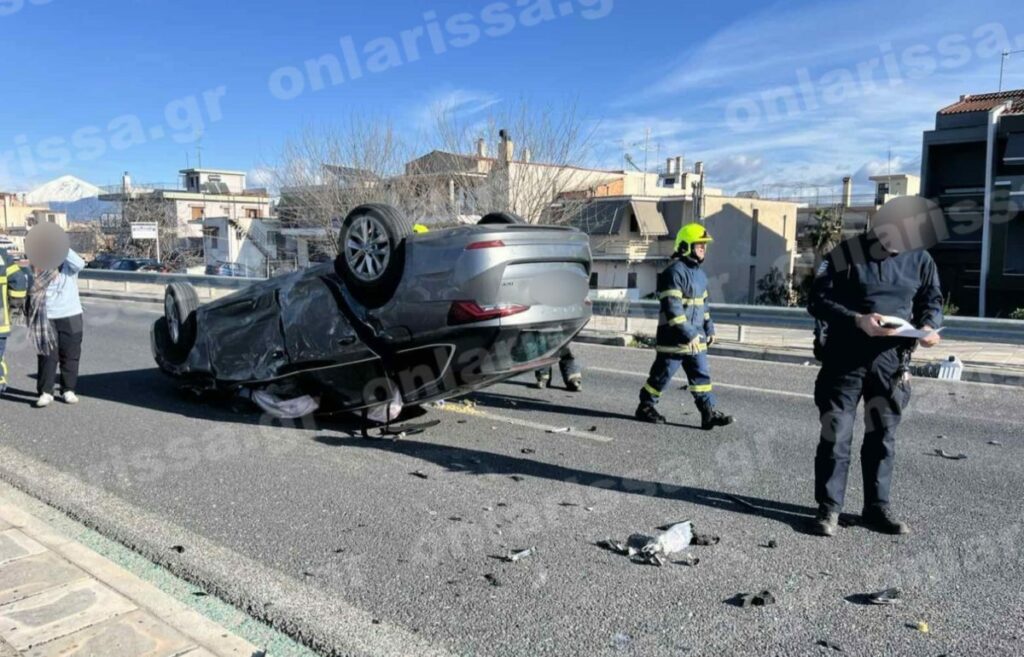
xmin=814 ymin=348 xmax=910 ymax=513
xmin=536 ymin=348 xmax=580 ymax=384
xmin=37 ymin=314 xmax=84 ymax=396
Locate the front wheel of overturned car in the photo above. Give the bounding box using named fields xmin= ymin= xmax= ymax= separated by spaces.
xmin=162 ymin=282 xmax=199 ymax=362
xmin=335 ymin=204 xmax=413 ymax=308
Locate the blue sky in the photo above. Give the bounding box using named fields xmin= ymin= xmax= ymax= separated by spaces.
xmin=1 ymin=0 xmax=1022 ymax=196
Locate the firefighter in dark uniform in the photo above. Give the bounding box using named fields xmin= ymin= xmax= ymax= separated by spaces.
xmin=808 ymin=215 xmax=943 ymax=537
xmin=635 ymin=223 xmax=733 ymax=430
xmin=1 ymin=248 xmax=29 ymax=396
xmin=535 ymin=348 xmax=582 ymax=391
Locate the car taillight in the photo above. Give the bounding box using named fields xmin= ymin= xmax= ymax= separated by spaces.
xmin=466 ymin=240 xmax=506 ymax=250
xmin=448 ymin=301 xmax=530 ymax=325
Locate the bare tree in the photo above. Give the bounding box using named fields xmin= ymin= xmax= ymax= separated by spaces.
xmin=271 ymin=118 xmax=432 ymax=255
xmin=107 ymin=193 xmax=200 ymax=271
xmin=430 ymin=98 xmax=598 ymax=224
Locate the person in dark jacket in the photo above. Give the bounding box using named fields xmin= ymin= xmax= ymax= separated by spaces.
xmin=0 ymin=248 xmax=29 ymax=396
xmin=808 ymin=198 xmax=944 ymax=537
xmin=635 ymin=223 xmax=733 ymax=430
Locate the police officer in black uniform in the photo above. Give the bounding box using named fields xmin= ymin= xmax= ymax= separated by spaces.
xmin=808 ymin=198 xmax=943 ymax=537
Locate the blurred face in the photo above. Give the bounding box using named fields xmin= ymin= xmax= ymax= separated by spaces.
xmin=870 ymin=197 xmax=944 ymax=255
xmin=692 ymin=243 xmax=707 ymax=261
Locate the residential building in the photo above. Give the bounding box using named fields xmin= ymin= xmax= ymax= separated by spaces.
xmin=202 ymin=216 xmax=281 ymax=278
xmin=99 ymin=169 xmax=272 ymax=244
xmin=571 ymin=185 xmax=798 ymax=304
xmin=1 ymin=192 xmax=68 ymax=231
xmin=921 ymin=89 xmax=1024 ymax=316
xmin=870 ymin=173 xmax=920 ymax=206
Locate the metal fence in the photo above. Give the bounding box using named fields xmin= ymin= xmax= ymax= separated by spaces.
xmin=77 ymin=270 xmax=1024 ymax=345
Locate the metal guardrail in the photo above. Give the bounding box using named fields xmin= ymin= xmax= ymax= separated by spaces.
xmin=590 ymin=299 xmax=1024 ymax=345
xmin=77 ymin=270 xmax=1024 ymax=345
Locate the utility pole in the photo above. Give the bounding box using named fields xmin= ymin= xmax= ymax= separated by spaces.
xmin=999 ymin=49 xmax=1024 ymax=91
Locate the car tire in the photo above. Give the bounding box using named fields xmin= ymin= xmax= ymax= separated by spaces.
xmin=163 ymin=282 xmax=199 ymax=361
xmin=335 ymin=204 xmax=413 ymax=308
xmin=478 ymin=211 xmax=526 ymax=225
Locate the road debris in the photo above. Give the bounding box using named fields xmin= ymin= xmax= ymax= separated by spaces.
xmin=483 ymin=573 xmax=502 ymax=587
xmin=611 ymin=632 xmax=633 ymax=650
xmin=521 ymin=448 xmax=536 ymax=454
xmin=587 ymin=426 xmax=598 ymax=432
xmin=815 ymin=639 xmax=843 ymax=651
xmin=988 ymin=440 xmax=1003 ymax=446
xmin=733 ymin=590 xmax=776 ymax=608
xmin=765 ymin=539 xmax=778 ymax=549
xmin=559 ymin=502 xmax=579 ymax=507
xmin=409 ymin=470 xmax=430 ymax=479
xmin=691 ymin=533 xmax=720 ymax=546
xmin=723 ymin=493 xmax=760 ymax=512
xmin=547 ymin=427 xmax=571 ymax=434
xmin=674 ymin=554 xmax=700 ymax=567
xmin=914 ymin=620 xmax=929 ymax=633
xmin=169 ymin=545 xmax=185 ymax=554
xmin=600 ymin=521 xmax=699 ymax=566
xmin=868 ymin=587 xmax=902 ymax=605
xmin=933 ymin=449 xmax=968 ymax=460
xmin=504 ymin=547 xmax=536 ymax=563
xmin=509 ymin=475 xmax=525 ymax=482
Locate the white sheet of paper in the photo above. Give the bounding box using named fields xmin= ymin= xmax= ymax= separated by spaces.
xmin=878 ymin=316 xmax=943 ymax=339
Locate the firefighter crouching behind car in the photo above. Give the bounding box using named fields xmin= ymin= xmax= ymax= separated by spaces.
xmin=1 ymin=248 xmax=29 ymax=396
xmin=807 ymin=198 xmax=944 ymax=538
xmin=635 ymin=223 xmax=734 ymax=430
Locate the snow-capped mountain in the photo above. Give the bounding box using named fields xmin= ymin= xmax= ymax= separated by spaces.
xmin=25 ymin=175 xmax=102 ymax=205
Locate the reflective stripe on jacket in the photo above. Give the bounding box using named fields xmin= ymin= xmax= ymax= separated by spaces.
xmin=0 ymin=250 xmax=28 ymax=335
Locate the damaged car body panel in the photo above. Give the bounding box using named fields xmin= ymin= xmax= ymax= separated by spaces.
xmin=152 ymin=206 xmax=592 ymax=416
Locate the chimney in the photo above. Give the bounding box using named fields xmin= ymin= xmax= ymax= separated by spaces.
xmin=694 ymin=161 xmax=704 ymax=176
xmin=498 ymin=129 xmax=514 ymax=163
xmin=475 ymin=138 xmax=487 ymax=158
xmin=666 ymin=158 xmax=675 ymax=174
xmin=842 ymin=176 xmax=853 ymax=207
xmin=122 ymin=172 xmax=132 ymax=193
xmin=675 ymin=156 xmax=683 ymax=175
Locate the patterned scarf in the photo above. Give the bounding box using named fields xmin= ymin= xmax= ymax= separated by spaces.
xmin=27 ymin=268 xmax=58 ymax=355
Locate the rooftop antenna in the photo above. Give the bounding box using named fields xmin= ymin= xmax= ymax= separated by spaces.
xmin=195 ymin=136 xmax=204 ymax=169
xmin=999 ymin=49 xmax=1024 ymax=91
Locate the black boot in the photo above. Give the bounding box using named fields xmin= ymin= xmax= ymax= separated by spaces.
xmin=861 ymin=507 xmax=910 ymax=535
xmin=534 ymin=370 xmax=551 ymax=389
xmin=811 ymin=505 xmax=840 ymax=537
xmin=635 ymin=403 xmax=666 ymax=424
xmin=565 ymin=373 xmax=582 ymax=392
xmin=700 ymin=408 xmax=734 ymax=430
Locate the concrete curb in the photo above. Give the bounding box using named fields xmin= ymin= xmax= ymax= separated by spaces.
xmin=0 ymin=480 xmax=261 ymax=657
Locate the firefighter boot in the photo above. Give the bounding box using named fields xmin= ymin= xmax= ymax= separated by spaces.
xmin=634 ymin=403 xmax=667 ymax=424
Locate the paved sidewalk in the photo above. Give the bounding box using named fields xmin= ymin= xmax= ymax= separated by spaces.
xmin=0 ymin=487 xmax=262 ymax=657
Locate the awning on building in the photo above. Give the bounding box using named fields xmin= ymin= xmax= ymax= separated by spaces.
xmin=630 ymin=200 xmax=668 ymax=237
xmin=1005 ymin=133 xmax=1024 ymax=164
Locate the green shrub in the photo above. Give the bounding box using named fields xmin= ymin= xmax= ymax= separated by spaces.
xmin=1010 ymin=308 xmax=1024 ymax=320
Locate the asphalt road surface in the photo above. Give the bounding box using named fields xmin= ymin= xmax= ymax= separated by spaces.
xmin=1 ymin=299 xmax=1023 ymax=657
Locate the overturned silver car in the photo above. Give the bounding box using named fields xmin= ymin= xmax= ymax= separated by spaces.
xmin=152 ymin=205 xmax=592 ymax=417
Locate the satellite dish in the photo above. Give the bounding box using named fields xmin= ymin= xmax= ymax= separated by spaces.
xmin=25 ymin=223 xmax=70 ymax=271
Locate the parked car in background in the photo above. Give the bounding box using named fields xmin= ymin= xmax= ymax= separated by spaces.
xmin=111 ymin=258 xmax=160 ymax=272
xmin=138 ymin=262 xmax=176 ymax=274
xmin=204 ymin=262 xmax=253 ymax=278
xmin=87 ymin=253 xmax=123 ymax=270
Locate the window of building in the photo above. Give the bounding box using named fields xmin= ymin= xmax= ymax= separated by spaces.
xmin=246 ymin=208 xmax=259 ymax=219
xmin=1004 ymin=133 xmax=1024 ymax=165
xmin=750 ymin=209 xmax=760 ymax=257
xmin=589 ymin=272 xmax=599 ymax=289
xmin=207 ymin=227 xmax=220 ymax=250
xmin=629 ymin=214 xmax=640 ymax=234
xmin=47 ymin=214 xmax=55 ymax=222
xmin=1005 ymin=212 xmax=1024 ymax=274
xmin=191 ymin=207 xmax=204 ymax=221
xmin=748 ymin=265 xmax=757 ymax=304
xmin=627 ymin=272 xmax=638 ymax=289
